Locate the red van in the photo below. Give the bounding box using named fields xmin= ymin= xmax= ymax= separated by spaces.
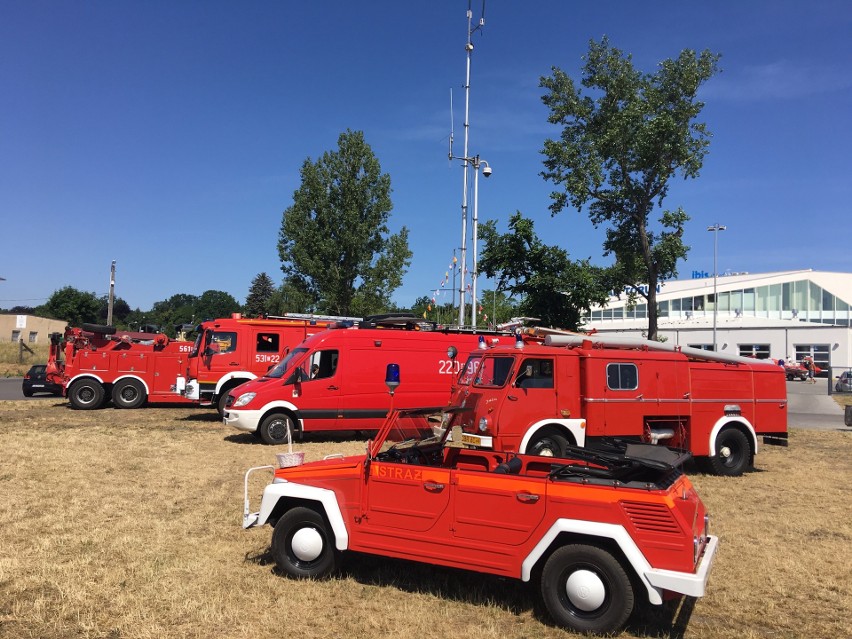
xmin=223 ymin=325 xmax=513 ymax=444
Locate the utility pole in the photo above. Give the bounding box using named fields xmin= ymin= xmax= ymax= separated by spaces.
xmin=107 ymin=260 xmax=116 ymax=326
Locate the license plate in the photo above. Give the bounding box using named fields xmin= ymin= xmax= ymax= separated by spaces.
xmin=32 ymin=384 xmax=44 ymax=388
xmin=461 ymin=434 xmax=482 ymax=446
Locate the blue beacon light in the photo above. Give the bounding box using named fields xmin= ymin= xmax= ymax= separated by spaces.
xmin=385 ymin=363 xmax=400 ymax=395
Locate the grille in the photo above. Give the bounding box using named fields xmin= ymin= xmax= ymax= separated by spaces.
xmin=621 ymin=501 xmax=680 ymax=534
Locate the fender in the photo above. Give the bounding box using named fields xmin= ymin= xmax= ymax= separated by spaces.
xmin=258 ymin=400 xmax=305 ymax=428
xmin=708 ymin=416 xmax=758 ymax=457
xmin=521 ymin=519 xmax=718 ymax=605
xmin=254 ymin=480 xmax=348 ymax=551
xmin=112 ymin=374 xmax=150 ymax=395
xmin=67 ymin=373 xmax=105 ymax=386
xmin=214 ymin=371 xmax=258 ymax=397
xmin=519 ymin=419 xmax=587 ymax=452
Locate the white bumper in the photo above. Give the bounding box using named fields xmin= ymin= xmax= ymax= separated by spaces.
xmin=224 ymin=407 xmax=264 ymax=433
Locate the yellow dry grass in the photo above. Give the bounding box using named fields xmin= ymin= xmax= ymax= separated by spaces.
xmin=0 ymin=401 xmax=850 ymax=639
xmin=0 ymin=343 xmax=50 ymax=377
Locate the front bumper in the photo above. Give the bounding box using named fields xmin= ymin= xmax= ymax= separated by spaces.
xmin=223 ymin=407 xmax=263 ymax=433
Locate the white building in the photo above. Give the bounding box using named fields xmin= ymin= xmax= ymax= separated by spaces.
xmin=583 ymin=270 xmax=852 ymax=374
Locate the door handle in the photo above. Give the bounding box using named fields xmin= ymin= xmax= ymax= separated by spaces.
xmin=424 ymin=482 xmax=445 ymax=492
xmin=327 ymin=385 xmax=339 ymax=390
xmin=516 ymin=492 xmax=540 ymax=503
xmin=507 ymin=395 xmax=518 ymax=401
xmin=229 ymin=362 xmax=239 ymax=366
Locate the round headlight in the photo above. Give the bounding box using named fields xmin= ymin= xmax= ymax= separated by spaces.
xmin=478 ymin=416 xmax=490 ymax=432
xmin=232 ymin=392 xmax=256 ymax=407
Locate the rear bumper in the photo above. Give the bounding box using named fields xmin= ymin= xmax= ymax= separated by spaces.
xmin=645 ymin=534 xmax=719 ymax=598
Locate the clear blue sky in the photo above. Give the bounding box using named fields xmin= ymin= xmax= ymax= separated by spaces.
xmin=2 ymin=1 xmax=850 ymax=313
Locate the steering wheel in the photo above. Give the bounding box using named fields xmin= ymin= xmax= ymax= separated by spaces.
xmin=405 ymin=445 xmax=429 ymax=465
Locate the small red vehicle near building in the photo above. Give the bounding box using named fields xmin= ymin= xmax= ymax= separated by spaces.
xmin=243 ymin=401 xmax=718 ymax=635
xmin=451 ymin=331 xmax=788 ymax=476
xmin=46 ymin=323 xmax=194 ymax=409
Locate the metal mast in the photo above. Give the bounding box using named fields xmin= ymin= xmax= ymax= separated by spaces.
xmin=456 ymin=1 xmax=484 ymax=326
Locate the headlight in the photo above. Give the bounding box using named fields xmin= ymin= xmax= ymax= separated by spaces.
xmin=232 ymin=392 xmax=256 ymax=407
xmin=478 ymin=416 xmax=490 ymax=433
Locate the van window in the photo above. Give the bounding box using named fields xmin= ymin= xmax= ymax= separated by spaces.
xmin=514 ymin=358 xmax=554 ymax=389
xmin=607 ymin=363 xmax=638 ymax=390
xmin=474 ymin=356 xmax=514 ymax=387
xmin=256 ymin=333 xmax=279 ymax=353
xmin=303 ymin=350 xmax=338 ymax=381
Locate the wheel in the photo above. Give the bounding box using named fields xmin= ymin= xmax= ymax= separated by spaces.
xmin=541 ymin=544 xmax=634 ymax=635
xmin=271 ymin=506 xmax=338 ymax=579
xmin=258 ymin=413 xmax=295 ymax=445
xmin=707 ymin=428 xmax=751 ymax=476
xmin=81 ymin=323 xmax=117 ymax=335
xmin=527 ymin=428 xmax=567 ymax=457
xmin=216 ymin=392 xmax=230 ymax=418
xmin=23 ymin=390 xmax=33 ymax=397
xmin=67 ymin=378 xmax=106 ymax=410
xmin=112 ymin=379 xmax=147 ymax=409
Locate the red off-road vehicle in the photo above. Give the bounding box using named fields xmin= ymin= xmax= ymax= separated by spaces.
xmin=243 ymin=405 xmax=718 ymax=635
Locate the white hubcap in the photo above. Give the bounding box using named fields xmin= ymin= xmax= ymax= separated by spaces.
xmin=565 ymin=569 xmax=606 ymax=612
xmin=291 ymin=527 xmax=323 ymax=562
xmin=720 ymin=445 xmax=732 ymax=458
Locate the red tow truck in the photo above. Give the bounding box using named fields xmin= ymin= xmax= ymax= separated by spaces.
xmin=243 ymin=404 xmax=718 ymax=635
xmin=451 ymin=331 xmax=788 ymax=476
xmin=46 ymin=323 xmax=194 ymax=409
xmin=173 ymin=313 xmax=361 ymax=415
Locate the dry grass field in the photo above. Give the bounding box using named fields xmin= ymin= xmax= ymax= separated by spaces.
xmin=0 ymin=342 xmax=50 ymax=378
xmin=1 ymin=400 xmax=850 ymax=639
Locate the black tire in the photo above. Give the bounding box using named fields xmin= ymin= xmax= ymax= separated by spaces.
xmin=112 ymin=378 xmax=147 ymax=409
xmin=81 ymin=323 xmax=117 ymax=335
xmin=707 ymin=428 xmax=751 ymax=476
xmin=68 ymin=378 xmax=106 ymax=410
xmin=258 ymin=413 xmax=295 ymax=445
xmin=527 ymin=428 xmax=567 ymax=457
xmin=541 ymin=544 xmax=634 ymax=635
xmin=271 ymin=506 xmax=338 ymax=579
xmin=216 ymin=392 xmax=230 ymax=418
xmin=23 ymin=390 xmax=33 ymax=398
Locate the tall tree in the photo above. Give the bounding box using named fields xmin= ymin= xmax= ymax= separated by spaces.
xmin=244 ymin=272 xmax=276 ymax=318
xmin=277 ymin=130 xmax=412 ymax=316
xmin=478 ymin=213 xmax=613 ymax=329
xmin=540 ymin=38 xmax=720 ymax=340
xmin=38 ymin=286 xmax=101 ymax=326
xmin=195 ymin=290 xmax=241 ymax=322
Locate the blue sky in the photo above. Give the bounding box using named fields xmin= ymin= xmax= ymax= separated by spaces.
xmin=2 ymin=1 xmax=850 ymax=313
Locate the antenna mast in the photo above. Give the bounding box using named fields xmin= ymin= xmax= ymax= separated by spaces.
xmin=453 ymin=0 xmax=485 ymax=326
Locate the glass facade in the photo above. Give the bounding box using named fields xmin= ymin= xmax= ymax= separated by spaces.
xmin=589 ymin=278 xmax=852 ymax=327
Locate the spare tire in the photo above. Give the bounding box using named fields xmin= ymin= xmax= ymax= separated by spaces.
xmin=81 ymin=323 xmax=117 ymax=335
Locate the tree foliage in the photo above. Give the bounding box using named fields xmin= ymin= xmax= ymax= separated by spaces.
xmin=195 ymin=290 xmax=241 ymax=322
xmin=478 ymin=213 xmax=613 ymax=329
xmin=38 ymin=286 xmax=101 ymax=326
xmin=277 ymin=130 xmax=412 ymax=317
xmin=244 ymin=272 xmax=276 ymax=318
xmin=540 ymin=37 xmax=720 ymax=340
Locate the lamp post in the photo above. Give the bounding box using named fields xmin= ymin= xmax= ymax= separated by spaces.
xmin=470 ymin=156 xmax=491 ymax=328
xmin=707 ymin=223 xmax=726 ymax=351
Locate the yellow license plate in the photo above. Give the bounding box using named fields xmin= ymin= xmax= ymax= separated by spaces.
xmin=461 ymin=434 xmax=481 ymax=446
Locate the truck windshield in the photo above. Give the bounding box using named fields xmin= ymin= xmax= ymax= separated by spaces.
xmin=266 ymin=348 xmax=308 ymax=379
xmin=457 ymin=356 xmax=483 ymax=386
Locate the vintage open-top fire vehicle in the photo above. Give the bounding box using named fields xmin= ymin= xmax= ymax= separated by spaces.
xmin=243 ymin=370 xmax=718 ymax=635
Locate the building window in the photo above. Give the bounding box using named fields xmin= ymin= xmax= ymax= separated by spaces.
xmin=28 ymin=331 xmax=38 ymax=343
xmin=794 ymin=345 xmax=830 ymax=373
xmin=739 ymin=344 xmax=770 ymax=359
xmin=11 ymin=330 xmax=21 ymax=342
xmin=607 ymin=363 xmax=638 ymax=390
xmin=688 ymin=344 xmax=714 ymax=351
xmin=657 ymin=300 xmax=669 ymax=317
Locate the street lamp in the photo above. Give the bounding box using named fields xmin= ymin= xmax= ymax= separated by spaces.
xmin=707 ymin=223 xmax=726 ymax=351
xmin=470 ymin=156 xmax=491 ymax=328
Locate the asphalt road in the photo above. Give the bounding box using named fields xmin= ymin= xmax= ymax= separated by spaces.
xmin=1 ymin=376 xmax=849 ymax=429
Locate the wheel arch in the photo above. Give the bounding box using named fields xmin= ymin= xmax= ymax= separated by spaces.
xmin=519 ymin=419 xmax=587 ymax=453
xmin=258 ymin=404 xmax=303 ymax=437
xmin=67 ymin=373 xmax=105 ymax=386
xmin=255 ymin=483 xmax=348 ymax=551
xmin=708 ymin=417 xmax=758 ymax=457
xmin=112 ymin=374 xmax=150 ymax=396
xmin=214 ymin=372 xmax=257 ymax=400
xmin=521 ymin=519 xmax=663 ymax=606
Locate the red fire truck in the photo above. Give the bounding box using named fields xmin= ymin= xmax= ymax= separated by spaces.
xmin=451 ymin=332 xmax=788 ymax=476
xmin=46 ymin=323 xmax=194 ymax=409
xmin=173 ymin=313 xmax=361 ymax=415
xmin=243 ymin=406 xmax=718 ymax=635
xmin=223 ymin=322 xmax=515 ymax=444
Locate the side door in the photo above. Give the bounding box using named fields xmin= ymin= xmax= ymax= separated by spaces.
xmin=201 ymin=329 xmax=239 ymax=384
xmin=493 ymin=357 xmax=559 ymax=452
xmin=290 ymin=348 xmax=341 ymax=431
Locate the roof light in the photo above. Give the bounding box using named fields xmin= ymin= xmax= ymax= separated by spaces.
xmin=478 ymin=335 xmax=486 ymax=349
xmin=385 ymin=363 xmax=400 ymax=396
xmin=514 ymin=331 xmax=524 ymax=349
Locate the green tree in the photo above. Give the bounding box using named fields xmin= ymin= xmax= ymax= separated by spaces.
xmin=540 ymin=37 xmax=720 ymax=340
xmin=149 ymin=293 xmax=199 ymax=335
xmin=277 ymin=130 xmax=412 ymax=316
xmin=98 ymin=295 xmax=131 ymax=324
xmin=478 ymin=213 xmax=613 ymax=329
xmin=476 ymin=289 xmax=519 ymax=328
xmin=244 ymin=272 xmax=276 ymax=318
xmin=38 ymin=286 xmax=101 ymax=326
xmin=195 ymin=290 xmax=241 ymax=322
